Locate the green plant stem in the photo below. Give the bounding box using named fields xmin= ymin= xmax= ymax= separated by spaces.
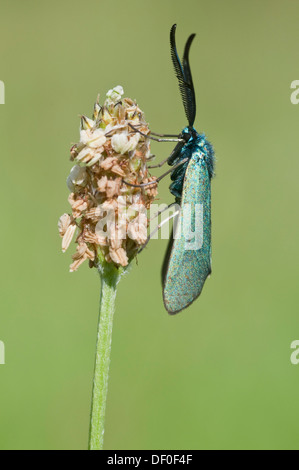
xmin=89 ymin=263 xmax=121 ymax=450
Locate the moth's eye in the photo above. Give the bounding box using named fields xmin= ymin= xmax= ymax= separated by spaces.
xmin=183 ymin=132 xmax=191 ymax=142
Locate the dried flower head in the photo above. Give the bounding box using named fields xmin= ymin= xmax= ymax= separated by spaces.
xmin=58 ymin=86 xmax=158 ymax=272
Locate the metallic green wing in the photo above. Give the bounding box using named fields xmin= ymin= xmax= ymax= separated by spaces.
xmin=163 ymin=152 xmax=212 ymax=314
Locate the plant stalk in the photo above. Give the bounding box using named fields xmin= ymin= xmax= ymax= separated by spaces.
xmin=89 ymin=263 xmax=121 ymax=450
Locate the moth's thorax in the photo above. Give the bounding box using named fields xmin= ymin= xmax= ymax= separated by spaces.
xmin=181 ymin=126 xmax=215 ymax=177
xmin=169 ymin=126 xmax=215 ymax=201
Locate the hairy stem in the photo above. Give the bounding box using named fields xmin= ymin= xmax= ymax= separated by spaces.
xmin=89 ymin=263 xmax=121 ymax=450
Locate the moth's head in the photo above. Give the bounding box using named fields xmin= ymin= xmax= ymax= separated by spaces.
xmin=180 ymin=126 xmax=197 ymax=144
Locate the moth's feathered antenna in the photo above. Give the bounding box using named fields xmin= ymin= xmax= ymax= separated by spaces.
xmin=182 ymin=33 xmax=196 ymax=126
xmin=170 ymin=24 xmax=196 ymax=127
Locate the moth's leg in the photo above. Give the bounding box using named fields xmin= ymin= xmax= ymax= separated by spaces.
xmin=138 ymin=210 xmax=180 ymax=254
xmin=147 ymin=137 xmax=185 ymax=169
xmin=167 ymin=141 xmax=185 ymax=165
xmin=123 ymin=158 xmax=188 ymax=188
xmin=148 ymin=141 xmax=185 ymax=168
xmin=129 ymin=123 xmax=183 ymax=143
xmin=148 ymin=141 xmax=185 ymax=170
xmin=151 ymin=131 xmax=180 ymax=138
xmin=148 ymin=157 xmax=169 ymax=169
xmin=149 ymin=202 xmax=178 ymax=221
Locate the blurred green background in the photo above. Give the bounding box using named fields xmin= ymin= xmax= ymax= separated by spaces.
xmin=0 ymin=0 xmax=299 ymax=450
